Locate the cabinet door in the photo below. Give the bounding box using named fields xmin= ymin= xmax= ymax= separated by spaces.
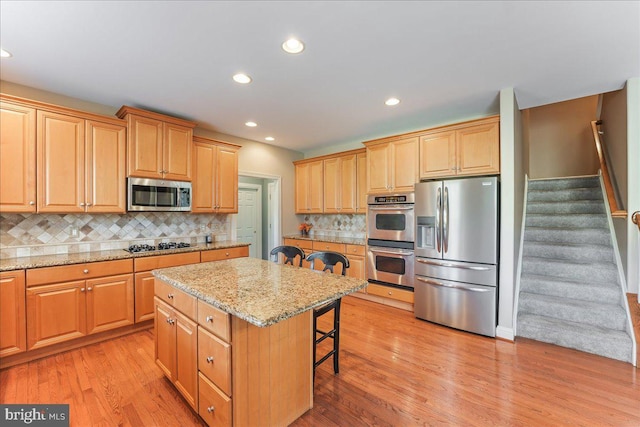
xmin=163 ymin=123 xmax=192 ymax=181
xmin=346 ymin=255 xmax=366 ymax=293
xmin=128 ymin=114 xmax=163 ymax=179
xmin=390 ymin=137 xmax=418 ymax=192
xmin=356 ymin=152 xmax=367 ymax=213
xmin=37 ymin=111 xmax=85 ymax=212
xmin=339 ymin=154 xmax=357 ymax=213
xmin=26 ymin=281 xmax=86 ymax=350
xmin=216 ymin=145 xmax=239 ymax=213
xmin=323 ymin=157 xmax=340 ymax=213
xmin=419 ymin=130 xmax=456 ymax=179
xmin=308 ymin=160 xmax=324 ymax=213
xmin=0 ymin=102 xmax=36 ymax=212
xmin=366 ymin=143 xmax=391 ymax=193
xmin=0 ymin=270 xmax=26 ymax=356
xmin=295 ymin=163 xmax=310 ymax=213
xmin=174 ymin=310 xmax=198 ymax=410
xmin=135 ymin=272 xmax=156 ymax=323
xmin=86 ymin=274 xmax=134 ymax=334
xmin=192 ymin=141 xmax=216 ymax=212
xmin=154 ymin=297 xmax=176 ymax=379
xmin=85 ymin=120 xmax=126 ymax=213
xmin=456 ymin=121 xmax=500 ymax=176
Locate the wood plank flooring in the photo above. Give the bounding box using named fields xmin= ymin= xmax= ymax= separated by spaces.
xmin=1 ymin=296 xmax=638 ymax=426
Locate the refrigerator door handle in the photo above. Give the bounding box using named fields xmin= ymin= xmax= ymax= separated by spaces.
xmin=443 ymin=186 xmax=449 ymax=253
xmin=415 ymin=259 xmax=492 ymax=271
xmin=435 ymin=187 xmax=442 ymax=253
xmin=415 ymin=276 xmax=493 ymax=292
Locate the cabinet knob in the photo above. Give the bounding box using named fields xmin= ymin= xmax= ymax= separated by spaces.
xmin=87 ymin=287 xmax=92 ymax=291
xmin=167 ymin=293 xmax=174 ymax=299
xmin=80 ymin=288 xmax=85 ymax=292
xmin=86 ymin=203 xmax=92 ymax=207
xmin=388 ymin=291 xmax=392 ymax=295
xmin=207 ymin=406 xmax=215 ymax=413
xmin=83 ymin=269 xmax=89 ymax=274
xmin=166 ymin=317 xmax=171 ymax=324
xmin=225 ymin=252 xmax=230 ymax=256
xmin=206 ymin=356 xmax=215 ymax=363
xmin=206 ymin=315 xmax=214 ymax=323
xmin=29 ymin=201 xmax=35 ymax=205
xmin=80 ymin=202 xmax=85 ymax=207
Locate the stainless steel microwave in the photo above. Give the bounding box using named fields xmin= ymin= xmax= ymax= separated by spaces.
xmin=127 ymin=177 xmax=191 ymax=212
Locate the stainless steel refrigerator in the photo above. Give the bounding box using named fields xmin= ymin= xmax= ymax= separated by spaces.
xmin=414 ymin=176 xmax=499 ymax=337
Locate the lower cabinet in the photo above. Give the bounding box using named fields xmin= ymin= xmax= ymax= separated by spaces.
xmin=0 ymin=270 xmax=26 ymax=357
xmin=283 ymin=238 xmax=366 ymax=282
xmin=367 ymin=283 xmax=414 ymax=304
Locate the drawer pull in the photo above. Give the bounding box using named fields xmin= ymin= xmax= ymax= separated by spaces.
xmin=83 ymin=269 xmax=89 ymax=274
xmin=167 ymin=293 xmax=174 ymax=299
xmin=166 ymin=317 xmax=175 ymax=325
xmin=388 ymin=291 xmax=392 ymax=295
xmin=225 ymin=252 xmax=230 ymax=256
xmin=206 ymin=356 xmax=215 ymax=363
xmin=206 ymin=315 xmax=214 ymax=323
xmin=80 ymin=288 xmax=86 ymax=292
xmin=207 ymin=406 xmax=215 ymax=413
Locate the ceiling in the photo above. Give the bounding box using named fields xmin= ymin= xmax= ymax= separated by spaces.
xmin=1 ymin=1 xmax=638 ymax=154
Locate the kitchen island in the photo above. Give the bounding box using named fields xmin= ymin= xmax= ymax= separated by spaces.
xmin=152 ymin=257 xmax=367 ymax=427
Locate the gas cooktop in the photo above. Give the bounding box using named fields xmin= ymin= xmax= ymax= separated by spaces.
xmin=125 ymin=242 xmax=191 ymax=253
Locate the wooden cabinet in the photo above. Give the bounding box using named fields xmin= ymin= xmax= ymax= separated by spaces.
xmin=25 ymin=259 xmax=134 ymax=350
xmin=192 ymin=136 xmax=240 ymax=213
xmin=283 ymin=238 xmax=366 ymax=281
xmin=419 ymin=116 xmax=500 ymax=179
xmin=356 ymin=151 xmax=367 ymax=213
xmin=133 ymin=252 xmax=200 ymax=323
xmin=294 ymin=159 xmax=324 ymax=213
xmin=345 ymin=244 xmax=366 ymax=293
xmin=324 ymin=152 xmax=358 ymax=214
xmin=367 ymin=283 xmax=414 ymax=304
xmin=154 ymin=296 xmax=198 ymax=410
xmin=283 ymin=238 xmax=314 ymax=269
xmin=0 ymin=270 xmax=27 ymax=357
xmin=200 ymin=246 xmax=249 ymax=262
xmin=0 ymin=101 xmax=36 ymax=212
xmin=36 ymin=110 xmax=126 ymax=213
xmin=365 ymin=136 xmax=418 ymax=194
xmin=116 ymin=106 xmax=196 ymax=181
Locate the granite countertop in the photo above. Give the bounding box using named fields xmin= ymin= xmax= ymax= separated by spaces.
xmin=153 ymin=257 xmax=367 ymax=327
xmin=0 ymin=241 xmax=249 ymax=272
xmin=283 ymin=234 xmax=366 ymax=246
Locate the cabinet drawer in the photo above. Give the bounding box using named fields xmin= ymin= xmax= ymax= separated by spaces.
xmin=26 ymin=259 xmax=133 ymax=287
xmin=198 ymin=327 xmax=231 ymax=396
xmin=134 ymin=252 xmax=200 ymax=272
xmin=198 ymin=300 xmax=230 ymax=342
xmin=154 ymin=279 xmax=196 ymax=319
xmin=312 ymin=241 xmax=345 ymax=253
xmin=201 ymin=246 xmax=249 ymax=262
xmin=367 ymin=284 xmax=414 ymax=304
xmin=284 ymin=238 xmax=312 ymax=251
xmin=198 ymin=373 xmax=232 ymax=427
xmin=345 ymin=244 xmax=365 ymax=257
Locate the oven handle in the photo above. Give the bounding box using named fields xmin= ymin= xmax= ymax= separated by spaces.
xmin=415 ymin=259 xmax=491 ymax=271
xmin=368 ymin=247 xmax=414 ymax=257
xmin=368 ymin=206 xmax=414 ymax=211
xmin=415 ymin=276 xmax=492 ymax=292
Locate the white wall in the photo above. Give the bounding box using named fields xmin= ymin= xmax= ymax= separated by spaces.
xmin=497 ymin=88 xmax=525 ymax=340
xmin=627 ymin=77 xmax=640 ymax=295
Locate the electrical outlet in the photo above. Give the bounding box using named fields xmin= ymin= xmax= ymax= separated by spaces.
xmin=70 ymin=226 xmax=79 ymax=237
xmin=200 ymin=225 xmax=206 ymax=233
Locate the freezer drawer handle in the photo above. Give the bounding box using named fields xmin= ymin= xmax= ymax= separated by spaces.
xmin=416 ymin=259 xmax=491 ymax=271
xmin=415 ymin=276 xmax=492 ymax=292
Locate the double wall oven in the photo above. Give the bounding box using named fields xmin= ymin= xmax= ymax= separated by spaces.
xmin=366 ymin=193 xmax=415 ymax=290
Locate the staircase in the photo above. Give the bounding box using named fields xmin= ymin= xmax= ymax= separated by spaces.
xmin=516 ymin=175 xmax=634 ymax=364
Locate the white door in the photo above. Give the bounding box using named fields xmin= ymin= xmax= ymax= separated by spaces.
xmin=237 ymin=185 xmax=262 ymax=259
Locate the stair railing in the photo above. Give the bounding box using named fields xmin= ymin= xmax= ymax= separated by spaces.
xmin=591 ymin=120 xmax=627 ymax=218
xmin=633 ymin=211 xmax=640 ymax=231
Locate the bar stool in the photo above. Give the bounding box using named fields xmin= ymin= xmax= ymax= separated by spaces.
xmin=269 ymin=245 xmax=306 ymax=267
xmin=305 ymin=251 xmax=349 ymax=380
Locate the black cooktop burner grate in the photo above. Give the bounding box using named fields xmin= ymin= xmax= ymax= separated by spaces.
xmin=125 ymin=242 xmax=191 ymax=253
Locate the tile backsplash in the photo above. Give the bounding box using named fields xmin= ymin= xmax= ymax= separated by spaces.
xmin=297 ymin=214 xmax=366 ymax=239
xmin=0 ymin=212 xmax=230 ymax=259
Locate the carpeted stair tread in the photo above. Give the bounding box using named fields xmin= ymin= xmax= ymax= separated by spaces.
xmin=520 ymin=273 xmax=622 ymax=303
xmin=525 ymin=213 xmax=608 ymax=229
xmin=527 ymin=187 xmax=603 ymax=203
xmin=527 ymin=176 xmax=599 ymax=191
xmin=524 ymin=227 xmax=611 ymax=246
xmin=517 ymin=313 xmax=633 ymax=363
xmin=522 ymin=256 xmax=619 ymax=283
xmin=522 ymin=241 xmax=614 ymax=263
xmin=518 ymin=292 xmax=627 ymax=330
xmin=527 ymin=200 xmax=606 ymax=215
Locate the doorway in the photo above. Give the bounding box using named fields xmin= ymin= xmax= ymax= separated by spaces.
xmin=237 ymin=184 xmax=262 ymax=259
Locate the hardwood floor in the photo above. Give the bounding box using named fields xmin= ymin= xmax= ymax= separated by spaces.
xmin=1 ymin=296 xmax=638 ymax=426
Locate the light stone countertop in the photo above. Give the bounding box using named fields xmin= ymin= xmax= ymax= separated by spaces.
xmin=0 ymin=241 xmax=249 ymax=272
xmin=152 ymin=257 xmax=368 ymax=327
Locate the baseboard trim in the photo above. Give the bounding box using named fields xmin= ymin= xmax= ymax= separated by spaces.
xmin=496 ymin=325 xmax=515 ymax=341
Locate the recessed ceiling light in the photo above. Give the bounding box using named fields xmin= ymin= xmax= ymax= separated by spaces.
xmin=0 ymin=49 xmax=12 ymax=58
xmin=282 ymin=38 xmax=304 ymax=54
xmin=265 ymin=136 xmax=275 ymax=142
xmin=385 ymin=97 xmax=400 ymax=106
xmin=245 ymin=121 xmax=257 ymax=127
xmin=233 ymin=73 xmax=252 ymax=84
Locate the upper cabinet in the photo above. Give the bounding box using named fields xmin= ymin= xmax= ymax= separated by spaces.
xmin=191 ymin=136 xmax=240 ymax=213
xmin=323 ymin=150 xmax=361 ymax=214
xmin=419 ymin=116 xmax=500 ymax=180
xmin=116 ymin=106 xmax=196 ymax=181
xmin=365 ymin=136 xmax=418 ymax=194
xmin=356 ymin=151 xmax=367 ymax=213
xmin=295 ymin=159 xmax=324 ymax=214
xmin=0 ymin=101 xmax=36 ymax=212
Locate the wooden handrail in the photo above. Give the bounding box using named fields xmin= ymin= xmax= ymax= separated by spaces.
xmin=633 ymin=211 xmax=640 ymax=231
xmin=591 ymin=120 xmax=627 ymax=218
